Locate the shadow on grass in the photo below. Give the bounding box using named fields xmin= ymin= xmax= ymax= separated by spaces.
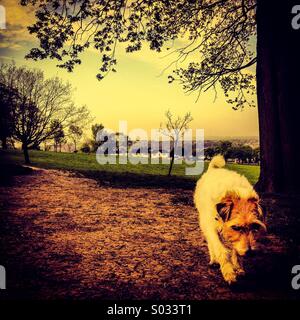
xmin=76 ymin=170 xmax=197 ymax=190
xmin=1 ymin=149 xmax=198 ymax=190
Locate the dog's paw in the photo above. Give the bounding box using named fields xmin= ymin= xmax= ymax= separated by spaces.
xmin=223 ymin=271 xmax=237 ymax=284
xmin=235 ymin=267 xmax=245 ymax=276
xmin=221 ymin=264 xmax=237 ymax=284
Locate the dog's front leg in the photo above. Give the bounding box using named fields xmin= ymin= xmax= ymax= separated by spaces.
xmin=206 ymin=231 xmax=237 ymax=284
xmin=218 ymin=250 xmax=237 ymax=284
xmin=231 ymin=250 xmax=245 ymax=276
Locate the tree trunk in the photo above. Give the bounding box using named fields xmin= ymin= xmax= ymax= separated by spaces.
xmin=256 ymin=0 xmax=300 ymax=195
xmin=22 ymin=143 xmax=30 ymax=164
xmin=168 ymin=148 xmax=175 ymax=176
xmin=1 ymin=137 xmax=7 ymax=150
xmin=168 ymin=155 xmax=175 ymax=176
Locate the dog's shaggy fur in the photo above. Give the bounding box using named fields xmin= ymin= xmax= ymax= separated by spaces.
xmin=194 ymin=155 xmax=266 ymax=284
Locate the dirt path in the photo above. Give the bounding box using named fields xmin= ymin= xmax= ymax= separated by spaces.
xmin=0 ymin=168 xmax=297 ymax=299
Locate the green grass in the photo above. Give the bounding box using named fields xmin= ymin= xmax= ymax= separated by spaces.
xmin=1 ymin=149 xmax=260 ymax=185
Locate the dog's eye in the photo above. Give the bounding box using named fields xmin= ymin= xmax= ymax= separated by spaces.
xmin=231 ymin=225 xmax=243 ymax=232
xmin=250 ymin=223 xmax=261 ymax=231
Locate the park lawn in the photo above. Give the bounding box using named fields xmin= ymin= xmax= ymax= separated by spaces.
xmin=1 ymin=149 xmax=260 ymax=185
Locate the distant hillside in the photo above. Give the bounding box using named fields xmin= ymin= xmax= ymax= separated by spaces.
xmin=205 ymin=137 xmax=259 ymax=149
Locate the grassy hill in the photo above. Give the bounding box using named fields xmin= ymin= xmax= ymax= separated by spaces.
xmin=1 ymin=150 xmax=260 ymax=187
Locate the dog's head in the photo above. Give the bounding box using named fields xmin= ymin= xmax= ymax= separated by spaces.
xmin=216 ymin=193 xmax=267 ymax=256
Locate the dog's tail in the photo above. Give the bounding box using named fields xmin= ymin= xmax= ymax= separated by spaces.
xmin=208 ymin=154 xmax=225 ymax=170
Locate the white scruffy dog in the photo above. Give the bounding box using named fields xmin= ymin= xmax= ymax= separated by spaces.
xmin=194 ymin=155 xmax=266 ymax=284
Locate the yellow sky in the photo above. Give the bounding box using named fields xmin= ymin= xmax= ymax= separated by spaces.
xmin=0 ymin=0 xmax=259 ymax=139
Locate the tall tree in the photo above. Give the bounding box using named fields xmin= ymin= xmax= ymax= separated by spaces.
xmin=160 ymin=110 xmax=193 ymax=176
xmin=69 ymin=124 xmax=83 ymax=152
xmin=20 ymin=0 xmax=300 ymax=193
xmin=255 ymin=0 xmax=300 ymax=194
xmin=92 ymin=123 xmax=105 ymax=141
xmin=51 ymin=120 xmax=65 ymax=152
xmin=91 ymin=123 xmax=104 ymax=151
xmin=0 ymin=62 xmax=91 ymax=163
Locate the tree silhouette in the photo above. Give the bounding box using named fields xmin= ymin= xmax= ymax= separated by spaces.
xmin=20 ymin=0 xmax=300 ymax=193
xmin=160 ymin=110 xmax=193 ymax=176
xmin=0 ymin=62 xmax=91 ymax=163
xmin=21 ymin=0 xmax=256 ymax=107
xmin=0 ymin=83 xmax=16 ymax=149
xmin=51 ymin=120 xmax=65 ymax=152
xmin=228 ymin=145 xmax=254 ymax=164
xmin=69 ymin=124 xmax=83 ymax=152
xmin=91 ymin=123 xmax=105 ymax=151
xmin=218 ymin=141 xmax=233 ymax=160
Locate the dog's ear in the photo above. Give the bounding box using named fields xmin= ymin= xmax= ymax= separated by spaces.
xmin=216 ymin=196 xmax=234 ymax=222
xmin=248 ymin=197 xmax=267 ymax=222
xmin=258 ymin=202 xmax=267 ymax=222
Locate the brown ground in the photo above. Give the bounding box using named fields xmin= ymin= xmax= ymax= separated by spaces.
xmin=0 ymin=168 xmax=299 ymax=300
